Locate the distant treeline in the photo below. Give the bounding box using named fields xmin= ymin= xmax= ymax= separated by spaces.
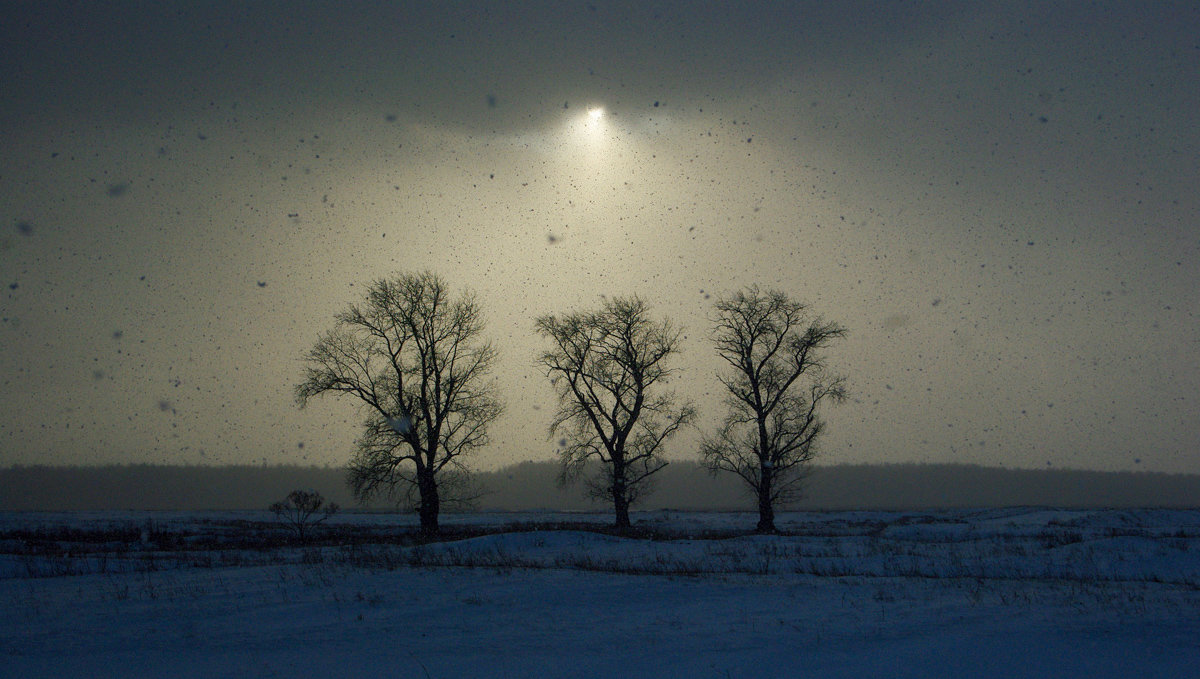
xmin=1 ymin=461 xmax=1196 ymax=511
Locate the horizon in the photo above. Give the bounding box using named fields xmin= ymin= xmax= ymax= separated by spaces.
xmin=4 ymin=460 xmax=1198 ymax=513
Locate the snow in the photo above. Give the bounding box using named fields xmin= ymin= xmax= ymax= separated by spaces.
xmin=2 ymin=508 xmax=1199 ymax=678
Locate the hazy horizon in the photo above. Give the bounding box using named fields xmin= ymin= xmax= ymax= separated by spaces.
xmin=3 ymin=2 xmax=1198 ymax=476
xmin=3 ymin=460 xmax=1198 ymax=512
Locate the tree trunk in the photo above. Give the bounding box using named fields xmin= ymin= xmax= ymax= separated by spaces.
xmin=612 ymin=471 xmax=631 ymax=530
xmin=756 ymin=463 xmax=775 ymax=533
xmin=417 ymin=470 xmax=440 ymax=536
xmin=613 ymin=493 xmax=631 ymax=530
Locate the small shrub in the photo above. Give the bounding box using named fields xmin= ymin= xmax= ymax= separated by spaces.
xmin=269 ymin=489 xmax=339 ymax=544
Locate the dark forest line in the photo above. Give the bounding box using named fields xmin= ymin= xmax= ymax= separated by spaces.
xmin=1 ymin=461 xmax=1197 ymax=511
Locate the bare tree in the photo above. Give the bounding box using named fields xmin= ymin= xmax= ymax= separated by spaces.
xmin=269 ymin=489 xmax=339 ymax=544
xmin=536 ymin=296 xmax=697 ymax=529
xmin=296 ymin=271 xmax=503 ymax=535
xmin=702 ymin=287 xmax=847 ymax=533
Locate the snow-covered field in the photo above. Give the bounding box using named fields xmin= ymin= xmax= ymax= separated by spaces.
xmin=3 ymin=508 xmax=1198 ymax=678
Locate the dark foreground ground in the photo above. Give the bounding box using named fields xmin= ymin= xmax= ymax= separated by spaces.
xmin=3 ymin=508 xmax=1198 ymax=678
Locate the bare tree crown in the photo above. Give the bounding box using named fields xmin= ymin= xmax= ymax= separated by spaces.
xmin=536 ymin=296 xmax=696 ymax=525
xmin=704 ymin=286 xmax=847 ymax=531
xmin=295 ymin=271 xmax=501 ymax=532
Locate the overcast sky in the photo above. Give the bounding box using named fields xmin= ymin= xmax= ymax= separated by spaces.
xmin=2 ymin=1 xmax=1197 ymax=474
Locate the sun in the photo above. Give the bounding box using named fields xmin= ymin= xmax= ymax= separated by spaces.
xmin=587 ymin=107 xmax=604 ymax=120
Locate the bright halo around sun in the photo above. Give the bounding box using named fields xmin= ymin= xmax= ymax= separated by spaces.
xmin=581 ymin=106 xmax=606 ymax=132
xmin=563 ymin=103 xmax=608 ymax=147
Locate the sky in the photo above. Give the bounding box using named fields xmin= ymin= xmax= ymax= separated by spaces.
xmin=1 ymin=1 xmax=1197 ymax=475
